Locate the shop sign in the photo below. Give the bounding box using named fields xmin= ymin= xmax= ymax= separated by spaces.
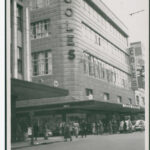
xmin=64 ymin=0 xmax=75 ymax=60
xmin=129 ymin=47 xmax=138 ymax=90
xmin=122 ymin=104 xmax=140 ymax=109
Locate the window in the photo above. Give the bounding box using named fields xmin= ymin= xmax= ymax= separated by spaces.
xmin=128 ymin=98 xmax=132 ymax=104
xmin=17 ymin=47 xmax=23 ymax=73
xmin=32 ymin=50 xmax=52 ymax=76
xmin=117 ymin=96 xmax=122 ymax=103
xmin=136 ymin=96 xmax=140 ymax=105
xmin=30 ymin=0 xmax=51 ymax=10
xmin=142 ymin=97 xmax=145 ymax=105
xmin=88 ymin=55 xmax=94 ymax=76
xmin=17 ymin=5 xmax=22 ymax=31
xmin=86 ymin=88 xmax=93 ymax=100
xmin=31 ymin=19 xmax=50 ymax=39
xmin=83 ymin=51 xmax=131 ymax=89
xmin=104 ymin=93 xmax=109 ymax=101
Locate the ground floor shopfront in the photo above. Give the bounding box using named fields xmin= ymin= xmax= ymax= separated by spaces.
xmin=16 ymin=100 xmax=145 ymax=137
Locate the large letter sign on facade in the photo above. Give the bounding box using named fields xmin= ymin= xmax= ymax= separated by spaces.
xmin=68 ymin=49 xmax=75 ymax=59
xmin=67 ymin=35 xmax=75 ymax=46
xmin=129 ymin=47 xmax=138 ymax=90
xmin=65 ymin=8 xmax=73 ymax=17
xmin=66 ymin=21 xmax=74 ymax=32
xmin=64 ymin=0 xmax=75 ymax=60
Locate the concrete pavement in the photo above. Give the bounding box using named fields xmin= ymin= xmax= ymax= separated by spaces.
xmin=12 ymin=132 xmax=145 ymax=150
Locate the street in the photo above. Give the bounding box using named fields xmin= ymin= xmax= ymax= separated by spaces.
xmin=15 ymin=132 xmax=145 ymax=150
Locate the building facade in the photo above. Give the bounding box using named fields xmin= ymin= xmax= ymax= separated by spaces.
xmin=16 ymin=0 xmax=144 ymax=132
xmin=130 ymin=41 xmax=145 ymax=89
xmin=11 ymin=0 xmax=31 ymax=81
xmin=11 ymin=0 xmax=31 ymax=141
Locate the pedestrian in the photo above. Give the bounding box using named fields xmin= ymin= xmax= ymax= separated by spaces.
xmin=95 ymin=122 xmax=100 ymax=135
xmin=99 ymin=120 xmax=104 ymax=135
xmin=92 ymin=122 xmax=96 ymax=135
xmin=119 ymin=120 xmax=124 ymax=133
xmin=123 ymin=120 xmax=127 ymax=133
xmin=108 ymin=120 xmax=113 ymax=134
xmin=33 ymin=121 xmax=39 ymax=141
xmin=112 ymin=119 xmax=118 ymax=134
xmin=43 ymin=123 xmax=49 ymax=140
xmin=80 ymin=120 xmax=87 ymax=138
xmin=64 ymin=122 xmax=72 ymax=142
xmin=73 ymin=122 xmax=79 ymax=138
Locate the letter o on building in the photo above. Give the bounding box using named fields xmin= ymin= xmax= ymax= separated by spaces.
xmin=65 ymin=8 xmax=73 ymax=17
xmin=64 ymin=0 xmax=72 ymax=3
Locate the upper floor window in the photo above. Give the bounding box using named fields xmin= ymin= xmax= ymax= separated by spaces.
xmin=104 ymin=93 xmax=109 ymax=101
xmin=17 ymin=47 xmax=23 ymax=73
xmin=86 ymin=88 xmax=93 ymax=100
xmin=142 ymin=97 xmax=145 ymax=105
xmin=117 ymin=96 xmax=122 ymax=103
xmin=17 ymin=5 xmax=22 ymax=31
xmin=128 ymin=98 xmax=132 ymax=104
xmin=136 ymin=96 xmax=140 ymax=105
xmin=30 ymin=0 xmax=52 ymax=10
xmin=31 ymin=20 xmax=50 ymax=40
xmin=32 ymin=50 xmax=52 ymax=76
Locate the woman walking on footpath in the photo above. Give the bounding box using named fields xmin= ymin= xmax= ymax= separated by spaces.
xmin=73 ymin=122 xmax=79 ymax=138
xmin=64 ymin=122 xmax=72 ymax=142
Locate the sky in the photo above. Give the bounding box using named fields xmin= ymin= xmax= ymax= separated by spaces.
xmin=101 ymin=0 xmax=149 ymax=53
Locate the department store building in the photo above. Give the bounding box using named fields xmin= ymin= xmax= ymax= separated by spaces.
xmin=16 ymin=0 xmax=144 ymax=131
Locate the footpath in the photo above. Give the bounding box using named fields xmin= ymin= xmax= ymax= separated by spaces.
xmin=11 ymin=136 xmax=64 ymax=149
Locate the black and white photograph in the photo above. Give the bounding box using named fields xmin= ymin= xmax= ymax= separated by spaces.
xmin=4 ymin=0 xmax=149 ymax=150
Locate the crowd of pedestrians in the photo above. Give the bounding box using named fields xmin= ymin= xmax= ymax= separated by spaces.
xmin=15 ymin=117 xmax=134 ymax=142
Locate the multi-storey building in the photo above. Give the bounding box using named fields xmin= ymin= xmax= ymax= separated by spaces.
xmin=130 ymin=41 xmax=145 ymax=89
xmin=129 ymin=42 xmax=145 ymax=108
xmin=10 ymin=0 xmax=68 ymax=142
xmin=11 ymin=0 xmax=31 ymax=81
xmin=16 ymin=0 xmax=144 ymax=132
xmin=10 ymin=0 xmax=31 ymax=141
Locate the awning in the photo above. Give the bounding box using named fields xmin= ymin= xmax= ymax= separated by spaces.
xmin=16 ymin=100 xmax=144 ymax=114
xmin=11 ymin=78 xmax=69 ymax=100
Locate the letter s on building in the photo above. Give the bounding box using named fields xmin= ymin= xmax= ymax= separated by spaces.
xmin=68 ymin=49 xmax=75 ymax=60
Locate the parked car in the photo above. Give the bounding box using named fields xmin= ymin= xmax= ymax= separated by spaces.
xmin=133 ymin=120 xmax=145 ymax=131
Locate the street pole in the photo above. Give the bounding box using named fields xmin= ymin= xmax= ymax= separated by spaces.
xmin=30 ymin=111 xmax=34 ymax=145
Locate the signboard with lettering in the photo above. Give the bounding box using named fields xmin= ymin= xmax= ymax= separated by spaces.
xmin=64 ymin=0 xmax=75 ymax=60
xmin=129 ymin=47 xmax=138 ymax=90
xmin=122 ymin=104 xmax=140 ymax=109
